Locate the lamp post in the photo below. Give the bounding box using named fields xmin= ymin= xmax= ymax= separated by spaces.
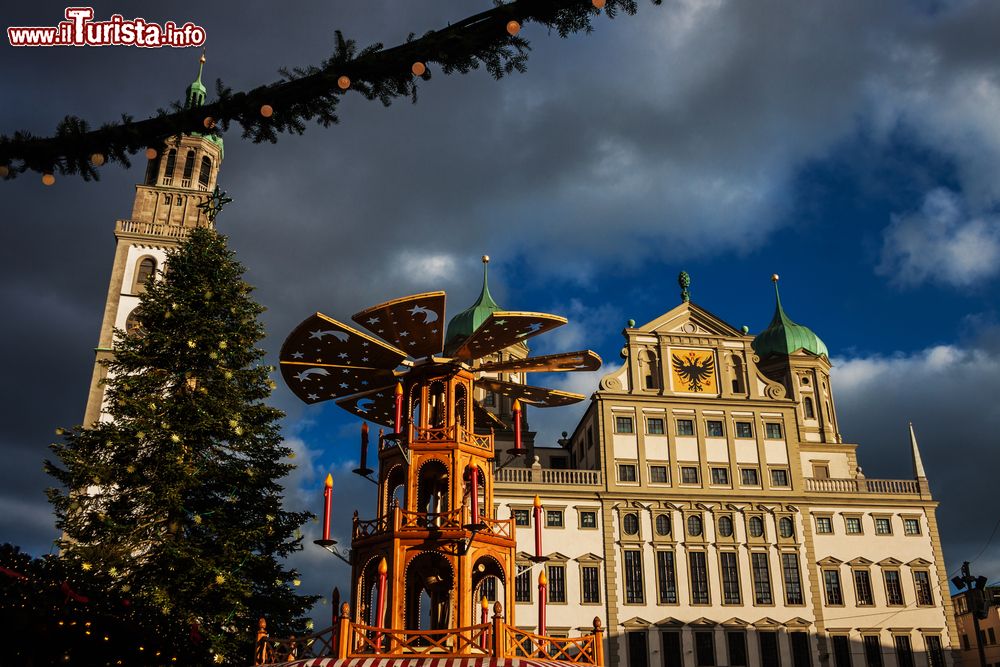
xmin=953 ymin=561 xmax=990 ymax=667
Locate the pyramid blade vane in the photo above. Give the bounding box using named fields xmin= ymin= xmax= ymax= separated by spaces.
xmin=352 ymin=292 xmax=446 ymax=359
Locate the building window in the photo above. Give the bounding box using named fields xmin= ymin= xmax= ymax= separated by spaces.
xmin=863 ymin=635 xmax=883 ymax=667
xmin=125 ymin=310 xmax=144 ymax=336
xmin=198 ymin=155 xmax=212 ymax=188
xmin=924 ymin=636 xmax=944 ymax=667
xmin=618 ymin=464 xmax=638 ymax=483
xmin=481 ymin=576 xmax=497 ymax=602
xmin=884 ymin=570 xmax=904 ymax=606
xmin=748 ymin=516 xmax=765 ymax=538
xmin=735 ymin=421 xmax=753 ymax=438
xmin=823 ymin=569 xmax=843 ymax=605
xmin=628 ymin=632 xmax=649 ymax=667
xmin=182 ymin=149 xmax=195 ymax=180
xmin=791 ymin=632 xmax=812 ymax=667
xmin=688 ymin=515 xmax=703 ymax=537
xmin=689 ymin=551 xmax=710 ymax=604
xmin=718 ymin=516 xmax=734 ymax=538
xmin=547 ymin=564 xmax=566 ymax=603
xmin=656 ymin=550 xmax=678 ymax=604
xmin=624 ymin=550 xmax=644 ymax=604
xmin=759 ymin=631 xmax=780 ymax=667
xmin=707 ymin=420 xmax=724 ymax=437
xmin=545 ymin=510 xmax=563 ymax=528
xmin=655 ymin=514 xmax=671 ymax=536
xmin=854 ymin=569 xmax=874 ymax=606
xmin=720 ymin=551 xmax=742 ymax=604
xmin=781 ymin=553 xmax=803 ymax=605
xmin=710 ymin=467 xmax=730 ymax=485
xmin=804 ymin=396 xmax=815 ymax=419
xmin=513 ymin=509 xmax=530 ymax=526
xmin=875 ymin=517 xmax=892 ymax=535
xmin=778 ymin=517 xmax=794 ymax=539
xmin=765 ymin=422 xmax=783 ymax=439
xmin=962 ymin=635 xmax=970 ymax=650
xmin=483 ymin=391 xmax=496 ymax=407
xmin=740 ymin=468 xmax=760 ymax=486
xmin=845 ymin=517 xmax=863 ymax=534
xmin=647 ymin=417 xmax=665 ymax=434
xmin=615 ymin=416 xmax=634 ymax=433
xmin=649 ymin=465 xmax=669 ymax=484
xmin=640 ymin=349 xmax=660 ymax=390
xmin=816 ymin=516 xmax=833 ymax=534
xmin=988 ymin=628 xmax=996 ymax=645
xmin=914 ymin=570 xmax=934 ymax=606
xmin=622 ymin=513 xmax=640 ymax=536
xmin=579 ymin=510 xmax=597 ymax=529
xmin=134 ymin=257 xmax=157 ymax=293
xmin=164 ymin=149 xmax=177 ymax=180
xmin=681 ymin=466 xmax=700 ymax=484
xmin=695 ymin=630 xmax=716 ymax=667
xmin=727 ymin=631 xmax=748 ymax=667
xmin=581 ymin=565 xmax=600 ymax=604
xmin=771 ymin=469 xmax=790 ymax=487
xmin=751 ymin=552 xmax=772 ymax=604
xmin=676 ymin=418 xmax=695 ymax=436
xmin=894 ymin=635 xmax=914 ymax=667
xmin=832 ymin=635 xmax=852 ymax=667
xmin=515 ymin=564 xmax=531 ymax=602
xmin=903 ymin=518 xmax=921 ymax=535
xmin=812 ymin=463 xmax=830 ymax=478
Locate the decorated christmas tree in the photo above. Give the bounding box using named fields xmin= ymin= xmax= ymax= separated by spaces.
xmin=46 ymin=226 xmax=316 ymax=665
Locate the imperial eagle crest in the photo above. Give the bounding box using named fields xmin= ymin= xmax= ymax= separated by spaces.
xmin=671 ymin=350 xmax=716 ymax=392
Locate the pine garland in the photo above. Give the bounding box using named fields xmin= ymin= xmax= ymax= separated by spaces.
xmin=0 ymin=0 xmax=658 ymax=182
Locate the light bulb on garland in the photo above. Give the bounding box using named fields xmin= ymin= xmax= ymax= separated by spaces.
xmin=411 ymin=61 xmax=426 ymax=76
xmin=203 ymin=116 xmax=215 ymax=129
xmin=90 ymin=153 xmax=105 ymax=166
xmin=507 ymin=20 xmax=521 ymax=36
xmin=145 ymin=147 xmax=157 ymax=160
xmin=337 ymin=75 xmax=351 ymax=90
xmin=260 ymin=104 xmax=273 ymax=117
xmin=593 ymin=0 xmax=606 ymax=7
xmin=42 ymin=173 xmax=55 ymax=186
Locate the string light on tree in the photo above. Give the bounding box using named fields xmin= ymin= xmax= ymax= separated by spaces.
xmin=259 ymin=104 xmax=273 ymax=118
xmin=90 ymin=153 xmax=105 ymax=166
xmin=144 ymin=147 xmax=157 ymax=160
xmin=411 ymin=61 xmax=426 ymax=76
xmin=337 ymin=75 xmax=351 ymax=90
xmin=506 ymin=20 xmax=521 ymax=36
xmin=42 ymin=173 xmax=55 ymax=186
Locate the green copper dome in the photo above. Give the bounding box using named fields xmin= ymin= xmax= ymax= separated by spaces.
xmin=752 ymin=277 xmax=828 ymax=358
xmin=445 ymin=257 xmax=501 ymax=353
xmin=185 ymin=53 xmax=224 ymax=157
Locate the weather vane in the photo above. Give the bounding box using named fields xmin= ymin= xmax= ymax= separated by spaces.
xmin=197 ymin=184 xmax=233 ymax=223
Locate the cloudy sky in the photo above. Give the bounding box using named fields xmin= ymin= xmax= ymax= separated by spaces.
xmin=3 ymin=0 xmax=1000 ymax=607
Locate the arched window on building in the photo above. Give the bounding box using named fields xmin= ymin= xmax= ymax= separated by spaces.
xmin=638 ymin=349 xmax=660 ymax=390
xmin=198 ymin=156 xmax=212 ymax=188
xmin=144 ymin=153 xmax=160 ymax=185
xmin=730 ymin=354 xmax=746 ymax=394
xmin=133 ymin=257 xmax=156 ymax=294
xmin=804 ymin=397 xmax=815 ymax=419
xmin=182 ymin=149 xmax=196 ymax=183
xmin=125 ymin=309 xmax=143 ymax=336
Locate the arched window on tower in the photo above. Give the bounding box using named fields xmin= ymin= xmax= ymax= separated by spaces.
xmin=429 ymin=381 xmax=446 ymax=428
xmin=804 ymin=397 xmax=815 ymax=419
xmin=133 ymin=257 xmax=157 ymax=294
xmin=125 ymin=309 xmax=144 ymax=336
xmin=638 ymin=349 xmax=660 ymax=390
xmin=163 ymin=149 xmax=177 ymax=184
xmin=198 ymin=156 xmax=212 ymax=189
xmin=144 ymin=153 xmax=160 ymax=185
xmin=182 ymin=150 xmax=196 ymax=185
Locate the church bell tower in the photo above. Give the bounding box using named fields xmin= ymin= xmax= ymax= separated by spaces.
xmin=82 ymin=54 xmax=224 ymax=426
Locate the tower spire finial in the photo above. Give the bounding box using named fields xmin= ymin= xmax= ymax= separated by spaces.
xmin=678 ymin=270 xmax=691 ymax=303
xmin=909 ymin=421 xmax=927 ymax=479
xmin=185 ymin=49 xmax=209 ymax=108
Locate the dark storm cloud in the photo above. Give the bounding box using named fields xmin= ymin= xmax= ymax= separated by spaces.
xmin=3 ymin=0 xmax=1000 ymax=586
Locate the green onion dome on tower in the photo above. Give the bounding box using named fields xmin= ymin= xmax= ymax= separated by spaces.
xmin=185 ymin=52 xmax=224 ymax=157
xmin=752 ymin=274 xmax=828 ymax=358
xmin=445 ymin=255 xmax=502 ymax=353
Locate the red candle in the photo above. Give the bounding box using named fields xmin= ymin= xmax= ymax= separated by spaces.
xmin=375 ymin=558 xmax=388 ymax=652
xmin=393 ymin=382 xmax=404 ymax=435
xmin=322 ymin=474 xmax=333 ymax=541
xmin=538 ymin=569 xmax=548 ymax=637
xmin=360 ymin=422 xmax=369 ymax=470
xmin=512 ymin=398 xmax=523 ymax=452
xmin=480 ymin=596 xmax=489 ymax=648
xmin=533 ymin=495 xmax=543 ymax=559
